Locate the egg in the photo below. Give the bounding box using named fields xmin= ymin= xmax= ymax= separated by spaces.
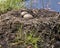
xmin=21 ymin=11 xmax=28 ymax=16
xmin=23 ymin=14 xmax=33 ymax=19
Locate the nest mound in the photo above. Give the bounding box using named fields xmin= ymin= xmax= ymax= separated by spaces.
xmin=0 ymin=9 xmax=60 ymax=48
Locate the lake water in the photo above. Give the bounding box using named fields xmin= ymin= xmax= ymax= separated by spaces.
xmin=25 ymin=0 xmax=60 ymax=12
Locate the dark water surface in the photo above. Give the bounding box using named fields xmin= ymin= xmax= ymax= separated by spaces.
xmin=25 ymin=0 xmax=60 ymax=12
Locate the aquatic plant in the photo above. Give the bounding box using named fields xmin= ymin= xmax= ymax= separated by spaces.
xmin=0 ymin=0 xmax=25 ymax=13
xmin=46 ymin=0 xmax=51 ymax=9
xmin=30 ymin=0 xmax=33 ymax=8
xmin=42 ymin=0 xmax=44 ymax=8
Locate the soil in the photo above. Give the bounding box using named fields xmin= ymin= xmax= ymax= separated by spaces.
xmin=0 ymin=9 xmax=60 ymax=48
